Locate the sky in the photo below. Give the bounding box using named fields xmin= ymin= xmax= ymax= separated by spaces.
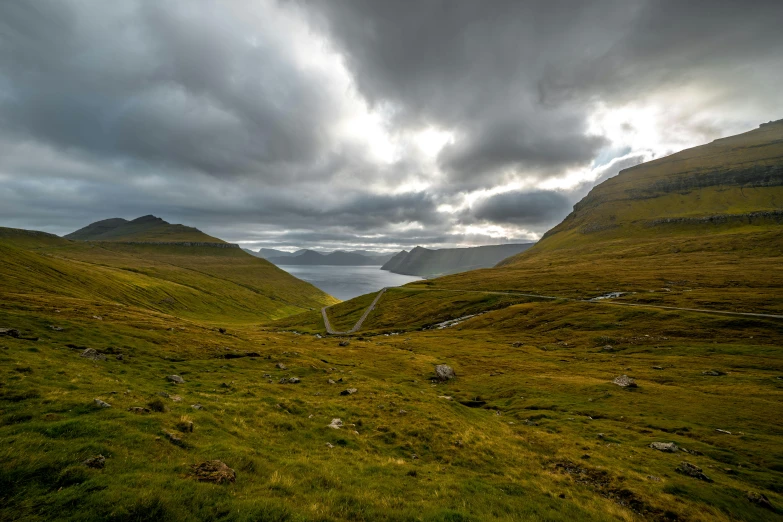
xmin=1 ymin=0 xmax=782 ymax=252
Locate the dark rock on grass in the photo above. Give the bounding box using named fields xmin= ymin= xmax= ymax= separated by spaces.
xmin=218 ymin=328 xmax=226 ymax=334
xmin=128 ymin=407 xmax=151 ymax=414
xmin=192 ymin=460 xmax=236 ymax=484
xmin=167 ymin=375 xmax=185 ymax=384
xmin=115 ymin=354 xmax=124 ymax=361
xmin=747 ymin=492 xmax=774 ymax=510
xmin=81 ymin=348 xmax=106 ymax=361
xmin=94 ymin=398 xmax=111 ymax=408
xmin=652 ymin=366 xmax=664 ymax=370
xmin=340 ymin=388 xmax=358 ymax=396
xmin=176 ymin=420 xmax=194 ymax=433
xmin=650 ymin=442 xmax=679 ymax=453
xmin=613 ymin=375 xmax=637 ymax=388
xmin=0 ymin=328 xmax=20 ymax=338
xmin=675 ymin=462 xmax=712 ymax=482
xmin=279 ymin=377 xmax=300 ymax=384
xmin=82 ymin=455 xmax=106 ymax=469
xmin=164 ymin=431 xmax=186 ymax=447
xmin=435 ymin=364 xmax=456 ymax=381
xmin=702 ymin=369 xmax=726 ymax=376
xmin=512 ymin=341 xmax=523 ymax=347
xmin=339 ymin=340 xmax=350 ymax=347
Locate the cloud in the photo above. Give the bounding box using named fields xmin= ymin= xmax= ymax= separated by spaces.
xmin=1 ymin=1 xmax=782 ymax=250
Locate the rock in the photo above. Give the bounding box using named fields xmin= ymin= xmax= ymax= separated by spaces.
xmin=177 ymin=420 xmax=194 ymax=433
xmin=128 ymin=407 xmax=150 ymax=414
xmin=82 ymin=455 xmax=106 ymax=469
xmin=115 ymin=354 xmax=124 ymax=361
xmin=81 ymin=348 xmax=106 ymax=361
xmin=170 ymin=395 xmax=182 ymax=402
xmin=339 ymin=340 xmax=350 ymax=347
xmin=675 ymin=461 xmax=712 ymax=482
xmin=512 ymin=342 xmax=523 ymax=347
xmin=218 ymin=328 xmax=226 ymax=334
xmin=93 ymin=315 xmax=103 ymax=321
xmin=0 ymin=328 xmax=21 ymax=338
xmin=438 ymin=395 xmax=453 ymax=400
xmin=649 ymin=442 xmax=679 ymax=453
xmin=747 ymin=492 xmax=774 ymax=510
xmin=192 ymin=460 xmax=236 ymax=484
xmin=275 ymin=363 xmax=287 ymax=370
xmin=652 ymin=366 xmax=663 ymax=370
xmin=523 ymin=419 xmax=539 ymax=426
xmin=158 ymin=392 xmax=170 ymax=398
xmin=702 ymin=369 xmax=726 ymax=376
xmin=167 ymin=375 xmax=185 ymax=384
xmin=49 ymin=326 xmax=64 ymax=332
xmin=94 ymin=398 xmax=111 ymax=408
xmin=288 ymin=377 xmax=301 ymax=384
xmin=191 ymin=403 xmax=204 ymax=410
xmin=715 ymin=428 xmax=732 ymax=435
xmin=164 ymin=431 xmax=185 ymax=447
xmin=327 ymin=379 xmax=336 ymax=384
xmin=612 ymin=375 xmax=637 ymax=388
xmin=328 ymin=418 xmax=343 ymax=429
xmin=340 ymin=388 xmax=357 ymax=396
xmin=325 ymin=442 xmax=334 ymax=448
xmin=434 ymin=364 xmax=456 ymax=381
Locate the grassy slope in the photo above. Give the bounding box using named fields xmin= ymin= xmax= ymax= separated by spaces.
xmin=0 ymin=228 xmax=337 ymax=324
xmin=65 ymin=215 xmax=225 ymax=243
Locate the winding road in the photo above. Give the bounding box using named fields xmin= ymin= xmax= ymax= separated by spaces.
xmin=320 ymin=287 xmax=783 ymax=335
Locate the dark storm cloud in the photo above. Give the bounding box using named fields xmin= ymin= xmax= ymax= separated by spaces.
xmin=469 ymin=191 xmax=573 ymax=227
xmin=1 ymin=1 xmax=782 ymax=249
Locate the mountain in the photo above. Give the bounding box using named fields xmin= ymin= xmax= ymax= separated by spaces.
xmin=246 ymin=248 xmax=302 ymax=259
xmin=267 ymin=249 xmax=395 ymax=266
xmin=380 ymin=244 xmax=535 ymax=277
xmin=3 ymin=222 xmax=337 ymax=323
xmin=65 ymin=215 xmax=224 ymax=243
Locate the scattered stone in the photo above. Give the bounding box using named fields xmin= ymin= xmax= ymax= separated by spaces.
xmin=49 ymin=326 xmax=64 ymax=332
xmin=703 ymin=369 xmax=726 ymax=376
xmin=650 ymin=442 xmax=679 ymax=453
xmin=438 ymin=395 xmax=453 ymax=400
xmin=164 ymin=431 xmax=185 ymax=447
xmin=93 ymin=315 xmax=103 ymax=321
xmin=411 ymin=454 xmax=418 ymax=460
xmin=715 ymin=428 xmax=732 ymax=435
xmin=191 ymin=404 xmax=204 ymax=410
xmin=647 ymin=475 xmax=661 ymax=482
xmin=328 ymin=418 xmax=343 ymax=429
xmin=325 ymin=442 xmax=334 ymax=448
xmin=158 ymin=392 xmax=170 ymax=398
xmin=288 ymin=377 xmax=301 ymax=384
xmin=128 ymin=407 xmax=151 ymax=414
xmin=340 ymin=388 xmax=357 ymax=396
xmin=602 ymin=345 xmax=614 ymax=352
xmin=581 ymin=454 xmax=591 ymax=460
xmin=511 ymin=342 xmax=523 ymax=347
xmin=192 ymin=460 xmax=236 ymax=484
xmin=675 ymin=462 xmax=712 ymax=482
xmin=747 ymin=492 xmax=774 ymax=510
xmin=167 ymin=375 xmax=185 ymax=384
xmin=94 ymin=398 xmax=111 ymax=408
xmin=0 ymin=328 xmax=21 ymax=338
xmin=612 ymin=375 xmax=637 ymax=388
xmin=597 ymin=433 xmax=605 ymax=439
xmin=339 ymin=341 xmax=350 ymax=347
xmin=652 ymin=366 xmax=663 ymax=370
xmin=275 ymin=363 xmax=287 ymax=370
xmin=115 ymin=354 xmax=124 ymax=361
xmin=82 ymin=455 xmax=106 ymax=469
xmin=434 ymin=364 xmax=456 ymax=381
xmin=263 ymin=374 xmax=271 ymax=378
xmin=170 ymin=395 xmax=182 ymax=402
xmin=523 ymin=419 xmax=539 ymax=426
xmin=327 ymin=379 xmax=336 ymax=384
xmin=218 ymin=328 xmax=226 ymax=334
xmin=81 ymin=348 xmax=106 ymax=361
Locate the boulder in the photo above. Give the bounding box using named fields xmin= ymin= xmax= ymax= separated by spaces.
xmin=649 ymin=442 xmax=679 ymax=453
xmin=675 ymin=461 xmax=712 ymax=482
xmin=613 ymin=375 xmax=637 ymax=388
xmin=747 ymin=492 xmax=774 ymax=510
xmin=82 ymin=455 xmax=106 ymax=469
xmin=94 ymin=398 xmax=111 ymax=408
xmin=340 ymin=388 xmax=358 ymax=396
xmin=167 ymin=375 xmax=185 ymax=384
xmin=702 ymin=369 xmax=726 ymax=376
xmin=434 ymin=364 xmax=456 ymax=381
xmin=275 ymin=363 xmax=287 ymax=370
xmin=164 ymin=431 xmax=185 ymax=447
xmin=328 ymin=418 xmax=343 ymax=429
xmin=0 ymin=328 xmax=20 ymax=338
xmin=192 ymin=460 xmax=236 ymax=484
xmin=327 ymin=379 xmax=336 ymax=384
xmin=339 ymin=341 xmax=350 ymax=347
xmin=81 ymin=348 xmax=106 ymax=361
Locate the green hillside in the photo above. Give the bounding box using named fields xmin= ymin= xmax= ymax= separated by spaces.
xmin=65 ymin=215 xmax=225 ymax=243
xmin=0 ymin=226 xmax=337 ymax=324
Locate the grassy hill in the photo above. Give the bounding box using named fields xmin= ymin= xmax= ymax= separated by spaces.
xmin=65 ymin=215 xmax=225 ymax=243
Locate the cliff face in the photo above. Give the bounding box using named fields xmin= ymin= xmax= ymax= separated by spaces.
xmin=381 ymin=244 xmax=534 ymax=277
xmin=528 ymin=119 xmax=783 ymax=249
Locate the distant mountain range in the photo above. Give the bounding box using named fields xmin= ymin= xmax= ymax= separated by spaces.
xmin=65 ymin=215 xmax=226 ymax=244
xmin=381 ymin=244 xmax=535 ymax=277
xmin=246 ymin=248 xmax=396 ymax=266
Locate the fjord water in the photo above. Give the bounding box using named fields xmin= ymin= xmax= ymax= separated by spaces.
xmin=277 ymin=265 xmax=421 ymax=300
